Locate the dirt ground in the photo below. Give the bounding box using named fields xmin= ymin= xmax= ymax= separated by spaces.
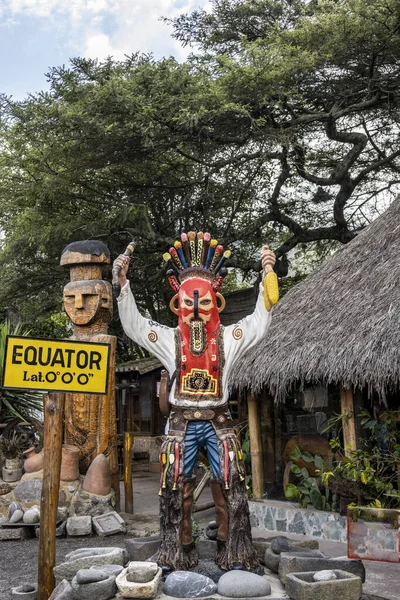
xmin=0 ymin=532 xmax=129 ymax=600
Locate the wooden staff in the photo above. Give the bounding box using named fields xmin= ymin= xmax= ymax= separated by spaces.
xmin=123 ymin=432 xmax=134 ymax=514
xmin=38 ymin=392 xmax=65 ymax=600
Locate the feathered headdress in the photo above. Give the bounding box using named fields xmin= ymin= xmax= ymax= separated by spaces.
xmin=163 ymin=231 xmax=231 ymax=293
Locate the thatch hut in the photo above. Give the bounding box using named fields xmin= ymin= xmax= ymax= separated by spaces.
xmin=232 ymin=198 xmax=400 ymax=497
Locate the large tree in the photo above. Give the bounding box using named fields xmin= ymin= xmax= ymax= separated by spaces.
xmin=0 ymin=0 xmax=399 ymax=329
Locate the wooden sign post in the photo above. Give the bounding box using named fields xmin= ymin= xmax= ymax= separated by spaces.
xmin=2 ymin=334 xmax=112 ymax=600
xmin=38 ymin=392 xmax=65 ymax=600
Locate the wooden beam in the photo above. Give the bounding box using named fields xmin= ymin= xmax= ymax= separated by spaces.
xmin=247 ymin=392 xmax=264 ymax=498
xmin=38 ymin=392 xmax=65 ymax=600
xmin=340 ymin=385 xmax=357 ymax=457
xmin=123 ymin=432 xmax=134 ymax=513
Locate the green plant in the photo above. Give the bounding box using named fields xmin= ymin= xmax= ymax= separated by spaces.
xmin=319 ymin=409 xmax=400 ymax=510
xmin=284 ymin=446 xmax=337 ymax=511
xmin=0 ymin=431 xmax=24 ymax=460
xmin=0 ymin=320 xmax=43 ymax=421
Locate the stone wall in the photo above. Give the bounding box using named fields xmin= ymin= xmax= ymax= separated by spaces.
xmin=249 ymin=500 xmax=347 ymax=543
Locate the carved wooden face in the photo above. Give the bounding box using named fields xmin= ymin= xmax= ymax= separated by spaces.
xmin=63 ymin=280 xmax=112 ymax=325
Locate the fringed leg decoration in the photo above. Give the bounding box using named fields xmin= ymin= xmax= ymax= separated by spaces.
xmin=153 ymin=437 xmax=198 ymax=570
xmin=215 ymin=435 xmax=259 ymax=571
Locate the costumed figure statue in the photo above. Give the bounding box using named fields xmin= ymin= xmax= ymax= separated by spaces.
xmin=61 ymin=240 xmax=119 ymax=502
xmin=114 ymin=232 xmax=278 ymax=571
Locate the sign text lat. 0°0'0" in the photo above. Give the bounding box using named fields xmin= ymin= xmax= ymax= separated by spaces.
xmin=2 ymin=335 xmax=110 ymax=394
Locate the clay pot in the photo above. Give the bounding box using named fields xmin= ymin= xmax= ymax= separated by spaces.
xmin=82 ymin=454 xmax=111 ymax=495
xmin=60 ymin=444 xmax=80 ymax=481
xmin=23 ymin=447 xmax=44 ymax=473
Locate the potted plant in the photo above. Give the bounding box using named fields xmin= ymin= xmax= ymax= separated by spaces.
xmin=0 ymin=432 xmax=25 ymax=469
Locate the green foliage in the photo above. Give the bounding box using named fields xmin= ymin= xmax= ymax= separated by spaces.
xmin=0 ymin=320 xmax=43 ymax=421
xmin=0 ymin=431 xmax=24 ymax=460
xmin=320 ymin=410 xmax=400 ymax=509
xmin=0 ymin=0 xmax=399 ymax=334
xmin=285 ymin=446 xmax=337 ymax=511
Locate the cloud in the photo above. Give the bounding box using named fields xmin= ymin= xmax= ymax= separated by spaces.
xmin=1 ymin=0 xmax=212 ymax=61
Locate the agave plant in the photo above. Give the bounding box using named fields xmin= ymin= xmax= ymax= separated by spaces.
xmin=0 ymin=320 xmax=43 ymax=421
xmin=0 ymin=431 xmax=24 ymax=460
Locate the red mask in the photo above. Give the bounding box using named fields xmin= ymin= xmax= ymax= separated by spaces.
xmin=175 ymin=277 xmax=223 ymax=401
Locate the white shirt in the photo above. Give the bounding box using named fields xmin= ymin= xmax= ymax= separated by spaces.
xmin=117 ymin=281 xmax=271 ymax=408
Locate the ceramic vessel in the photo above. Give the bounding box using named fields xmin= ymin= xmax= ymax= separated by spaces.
xmin=5 ymin=457 xmax=23 ymax=470
xmin=60 ymin=444 xmax=80 ymax=481
xmin=82 ymin=454 xmax=111 ymax=495
xmin=23 ymin=447 xmax=44 ymax=473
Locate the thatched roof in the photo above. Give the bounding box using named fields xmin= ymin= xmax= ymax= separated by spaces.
xmin=231 ymin=198 xmax=400 ymax=401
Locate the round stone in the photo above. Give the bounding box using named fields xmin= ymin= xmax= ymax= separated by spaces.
xmin=10 ymin=509 xmax=24 ymax=523
xmin=8 ymin=501 xmax=22 ymax=519
xmin=76 ymin=569 xmax=109 ymax=584
xmin=270 ymin=536 xmax=291 ymax=554
xmin=313 ymin=569 xmax=337 ymax=581
xmin=164 ymin=571 xmax=217 ymax=598
xmin=217 ymin=570 xmax=271 ymax=598
xmin=23 ymin=508 xmax=40 ymax=524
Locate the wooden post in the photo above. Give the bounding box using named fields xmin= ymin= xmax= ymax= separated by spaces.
xmin=38 ymin=392 xmax=65 ymax=600
xmin=247 ymin=391 xmax=264 ymax=498
xmin=340 ymin=385 xmax=357 ymax=457
xmin=123 ymin=432 xmax=134 ymax=514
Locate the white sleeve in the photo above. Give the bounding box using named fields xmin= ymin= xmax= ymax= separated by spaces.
xmin=117 ymin=281 xmax=175 ymax=373
xmin=224 ymin=282 xmax=272 ymax=368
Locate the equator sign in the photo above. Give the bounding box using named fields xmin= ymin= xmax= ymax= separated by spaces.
xmin=2 ymin=335 xmax=110 ymax=394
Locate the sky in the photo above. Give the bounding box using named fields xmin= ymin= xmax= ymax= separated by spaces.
xmin=0 ymin=0 xmax=211 ymax=100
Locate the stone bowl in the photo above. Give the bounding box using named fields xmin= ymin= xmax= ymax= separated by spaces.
xmin=285 ymin=569 xmax=362 ymax=600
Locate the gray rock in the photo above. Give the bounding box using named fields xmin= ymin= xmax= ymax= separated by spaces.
xmin=217 ymin=571 xmax=271 ymax=598
xmin=14 ymin=479 xmax=43 ymax=502
xmin=66 ymin=515 xmax=92 ymax=536
xmin=266 ymin=548 xmax=325 ymax=574
xmin=76 ymin=569 xmax=109 ymax=584
xmin=279 ymin=553 xmax=366 ymax=584
xmin=10 ymin=584 xmax=37 ymax=599
xmin=10 ymin=509 xmax=24 ymax=523
xmin=192 ymin=560 xmax=226 ymax=583
xmin=71 ymin=573 xmax=117 ymax=600
xmin=285 ymin=570 xmax=362 ymax=600
xmin=270 ymin=536 xmax=291 ymax=554
xmin=263 ymin=547 xmax=280 ymax=573
xmin=72 ymin=500 xmax=113 ymax=517
xmin=206 ymin=525 xmax=218 ymax=540
xmin=164 ymin=571 xmax=217 ymax=598
xmin=125 ymin=536 xmax=160 ymax=562
xmin=8 ymin=501 xmax=22 ymax=519
xmin=58 ymin=506 xmax=69 ymax=521
xmin=197 ymin=538 xmax=217 ymax=560
xmin=37 ymin=521 xmax=66 ymax=538
xmin=48 ymin=580 xmax=74 ymax=600
xmin=116 ymin=566 xmax=162 ymax=598
xmin=23 ymin=507 xmax=40 ymax=524
xmin=314 ymin=570 xmax=337 ymax=581
xmin=127 ymin=561 xmax=158 ymax=583
xmin=90 ymin=564 xmax=124 ymax=577
xmin=54 ymin=547 xmax=127 ymax=581
xmin=0 ymin=527 xmax=34 ymax=540
xmin=92 ymin=511 xmax=126 ymax=537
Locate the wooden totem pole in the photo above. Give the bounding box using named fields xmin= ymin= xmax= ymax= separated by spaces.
xmin=60 ymin=240 xmax=119 ymax=504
